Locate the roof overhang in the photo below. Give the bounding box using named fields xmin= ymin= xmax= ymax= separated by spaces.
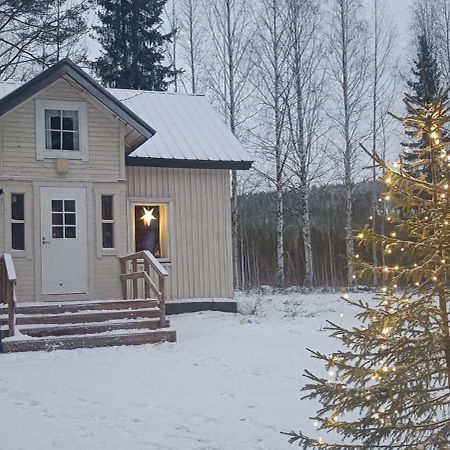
xmin=0 ymin=58 xmax=156 ymax=147
xmin=126 ymin=156 xmax=253 ymax=170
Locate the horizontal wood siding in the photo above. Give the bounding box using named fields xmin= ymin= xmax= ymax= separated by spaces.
xmin=1 ymin=78 xmax=121 ymax=182
xmin=126 ymin=167 xmax=233 ymax=300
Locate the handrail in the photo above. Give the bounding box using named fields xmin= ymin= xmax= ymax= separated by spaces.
xmin=0 ymin=253 xmax=17 ymax=337
xmin=119 ymin=251 xmax=168 ymax=328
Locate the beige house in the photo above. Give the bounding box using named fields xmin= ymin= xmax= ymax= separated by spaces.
xmin=0 ymin=59 xmax=251 ymax=352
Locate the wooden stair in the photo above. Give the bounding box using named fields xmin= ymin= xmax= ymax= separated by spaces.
xmin=0 ymin=299 xmax=176 ymax=353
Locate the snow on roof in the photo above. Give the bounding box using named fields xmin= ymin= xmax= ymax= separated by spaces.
xmin=109 ymin=89 xmax=251 ymax=166
xmin=0 ymin=81 xmax=252 ymax=168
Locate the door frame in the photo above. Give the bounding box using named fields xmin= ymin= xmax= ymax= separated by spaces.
xmin=33 ymin=181 xmax=95 ymax=302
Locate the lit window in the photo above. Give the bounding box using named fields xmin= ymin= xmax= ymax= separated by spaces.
xmin=101 ymin=195 xmax=114 ymax=249
xmin=134 ymin=204 xmax=168 ymax=258
xmin=45 ymin=109 xmax=79 ymax=151
xmin=11 ymin=194 xmax=25 ymax=250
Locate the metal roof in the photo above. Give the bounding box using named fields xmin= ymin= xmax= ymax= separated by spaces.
xmin=0 ymin=63 xmax=253 ymax=170
xmin=109 ymin=89 xmax=252 ymax=169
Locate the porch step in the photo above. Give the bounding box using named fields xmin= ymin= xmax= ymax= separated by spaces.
xmin=0 ymin=299 xmax=158 ymax=315
xmin=0 ymin=307 xmax=160 ymax=327
xmin=0 ymin=328 xmax=176 ymax=353
xmin=0 ymin=298 xmax=176 ymax=352
xmin=1 ymin=317 xmax=171 ymax=339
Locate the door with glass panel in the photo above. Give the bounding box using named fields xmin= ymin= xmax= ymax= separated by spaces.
xmin=40 ymin=187 xmax=88 ymax=295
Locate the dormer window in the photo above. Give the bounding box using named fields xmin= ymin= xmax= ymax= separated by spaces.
xmin=36 ymin=99 xmax=88 ymax=161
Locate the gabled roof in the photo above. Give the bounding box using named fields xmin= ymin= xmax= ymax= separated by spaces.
xmin=0 ymin=58 xmax=156 ymax=141
xmin=0 ymin=60 xmax=253 ymax=170
xmin=110 ymin=89 xmax=253 ymax=170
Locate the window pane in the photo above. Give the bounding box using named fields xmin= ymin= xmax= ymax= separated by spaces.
xmin=45 ymin=110 xmax=61 ymax=130
xmin=52 ymin=213 xmax=63 ymax=225
xmin=65 ymin=213 xmax=76 ymax=225
xmin=52 ymin=226 xmax=63 ymax=239
xmin=65 ymin=226 xmax=76 ymax=238
xmin=51 ymin=130 xmax=61 ymax=149
xmin=11 ymin=194 xmax=24 ymax=220
xmin=102 ymin=223 xmax=114 ymax=249
xmin=12 ymin=223 xmax=24 ymax=250
xmin=134 ymin=205 xmax=161 ymax=257
xmin=101 ymin=195 xmax=113 ymax=220
xmin=64 ymin=200 xmax=75 ymax=212
xmin=62 ymin=110 xmax=79 ymax=131
xmin=52 ymin=200 xmax=63 ymax=212
xmin=62 ymin=132 xmax=75 ymax=150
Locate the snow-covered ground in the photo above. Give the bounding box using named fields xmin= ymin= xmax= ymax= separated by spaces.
xmin=0 ymin=291 xmax=372 ymax=450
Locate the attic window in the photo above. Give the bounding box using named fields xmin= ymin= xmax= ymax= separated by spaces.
xmin=45 ymin=109 xmax=79 ymax=151
xmin=36 ymin=99 xmax=88 ymax=161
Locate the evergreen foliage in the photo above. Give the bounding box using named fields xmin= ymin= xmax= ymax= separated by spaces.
xmin=94 ymin=0 xmax=179 ymax=90
xmin=402 ymin=35 xmax=442 ymax=172
xmin=287 ymin=92 xmax=450 ymax=448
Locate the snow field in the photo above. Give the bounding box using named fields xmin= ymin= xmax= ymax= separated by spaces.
xmin=0 ymin=292 xmax=372 ymax=450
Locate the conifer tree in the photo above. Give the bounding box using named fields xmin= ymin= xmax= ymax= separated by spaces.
xmin=287 ymin=91 xmax=450 ymax=448
xmin=94 ymin=0 xmax=178 ymax=90
xmin=402 ymin=35 xmax=442 ymax=173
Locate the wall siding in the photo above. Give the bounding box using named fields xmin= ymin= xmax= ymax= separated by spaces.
xmin=126 ymin=166 xmax=233 ymax=300
xmin=1 ymin=78 xmax=121 ymax=182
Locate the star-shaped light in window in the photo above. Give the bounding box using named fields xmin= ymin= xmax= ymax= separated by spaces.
xmin=141 ymin=207 xmax=156 ymax=227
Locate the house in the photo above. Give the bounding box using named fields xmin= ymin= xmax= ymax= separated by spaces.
xmin=0 ymin=59 xmax=252 ymax=352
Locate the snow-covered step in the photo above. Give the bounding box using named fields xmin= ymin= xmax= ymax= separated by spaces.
xmin=0 ymin=299 xmax=158 ymax=316
xmin=1 ymin=328 xmax=176 ymax=353
xmin=0 ymin=317 xmax=171 ymax=339
xmin=0 ymin=307 xmax=160 ymax=327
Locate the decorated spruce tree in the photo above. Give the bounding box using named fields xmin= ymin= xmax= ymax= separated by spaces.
xmin=287 ymin=91 xmax=450 ymax=448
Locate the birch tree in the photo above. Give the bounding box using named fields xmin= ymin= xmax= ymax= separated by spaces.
xmin=204 ymin=0 xmax=254 ymax=289
xmin=178 ymin=0 xmax=204 ymax=93
xmin=252 ymin=0 xmax=290 ymax=287
xmin=327 ymin=0 xmax=369 ymax=288
xmin=285 ymin=0 xmax=327 ymax=289
xmin=368 ymin=0 xmax=396 ymax=286
xmin=164 ymin=0 xmax=181 ymax=92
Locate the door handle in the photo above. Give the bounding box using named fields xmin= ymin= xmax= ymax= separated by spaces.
xmin=42 ymin=237 xmax=51 ymax=245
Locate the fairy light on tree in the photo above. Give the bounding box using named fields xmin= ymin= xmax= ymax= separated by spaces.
xmin=285 ymin=91 xmax=450 ymax=448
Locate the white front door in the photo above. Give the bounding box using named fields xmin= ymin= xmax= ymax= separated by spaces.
xmin=40 ymin=187 xmax=88 ymax=295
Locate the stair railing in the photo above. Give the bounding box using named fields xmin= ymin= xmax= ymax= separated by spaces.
xmin=0 ymin=253 xmax=17 ymax=337
xmin=119 ymin=251 xmax=168 ymax=328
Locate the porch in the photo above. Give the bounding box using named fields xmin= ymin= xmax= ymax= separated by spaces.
xmin=0 ymin=251 xmax=176 ymax=352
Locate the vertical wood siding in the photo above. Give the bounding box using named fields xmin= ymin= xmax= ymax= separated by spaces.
xmin=126 ymin=166 xmax=233 ymax=300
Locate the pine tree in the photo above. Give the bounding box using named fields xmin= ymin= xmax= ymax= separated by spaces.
xmin=402 ymin=35 xmax=442 ymax=173
xmin=94 ymin=0 xmax=178 ymax=90
xmin=287 ymin=91 xmax=450 ymax=448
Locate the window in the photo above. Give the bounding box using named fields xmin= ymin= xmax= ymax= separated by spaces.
xmin=11 ymin=194 xmax=25 ymax=250
xmin=133 ymin=204 xmax=168 ymax=259
xmin=101 ymin=195 xmax=114 ymax=249
xmin=45 ymin=109 xmax=79 ymax=151
xmin=36 ymin=99 xmax=88 ymax=160
xmin=52 ymin=199 xmax=76 ymax=239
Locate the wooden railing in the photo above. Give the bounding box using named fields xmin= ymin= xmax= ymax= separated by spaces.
xmin=119 ymin=251 xmax=169 ymax=328
xmin=0 ymin=253 xmax=17 ymax=337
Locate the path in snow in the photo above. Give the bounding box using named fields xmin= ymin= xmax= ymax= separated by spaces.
xmin=0 ymin=292 xmax=371 ymax=450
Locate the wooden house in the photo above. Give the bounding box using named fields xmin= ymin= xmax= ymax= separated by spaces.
xmin=0 ymin=59 xmax=252 ymax=352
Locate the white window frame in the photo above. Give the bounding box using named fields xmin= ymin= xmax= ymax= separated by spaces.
xmin=128 ymin=199 xmax=171 ymax=262
xmin=101 ymin=194 xmax=115 ymax=251
xmin=36 ymin=99 xmax=89 ymax=161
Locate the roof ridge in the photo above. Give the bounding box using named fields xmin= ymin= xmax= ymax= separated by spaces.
xmin=108 ymin=87 xmax=205 ymax=98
